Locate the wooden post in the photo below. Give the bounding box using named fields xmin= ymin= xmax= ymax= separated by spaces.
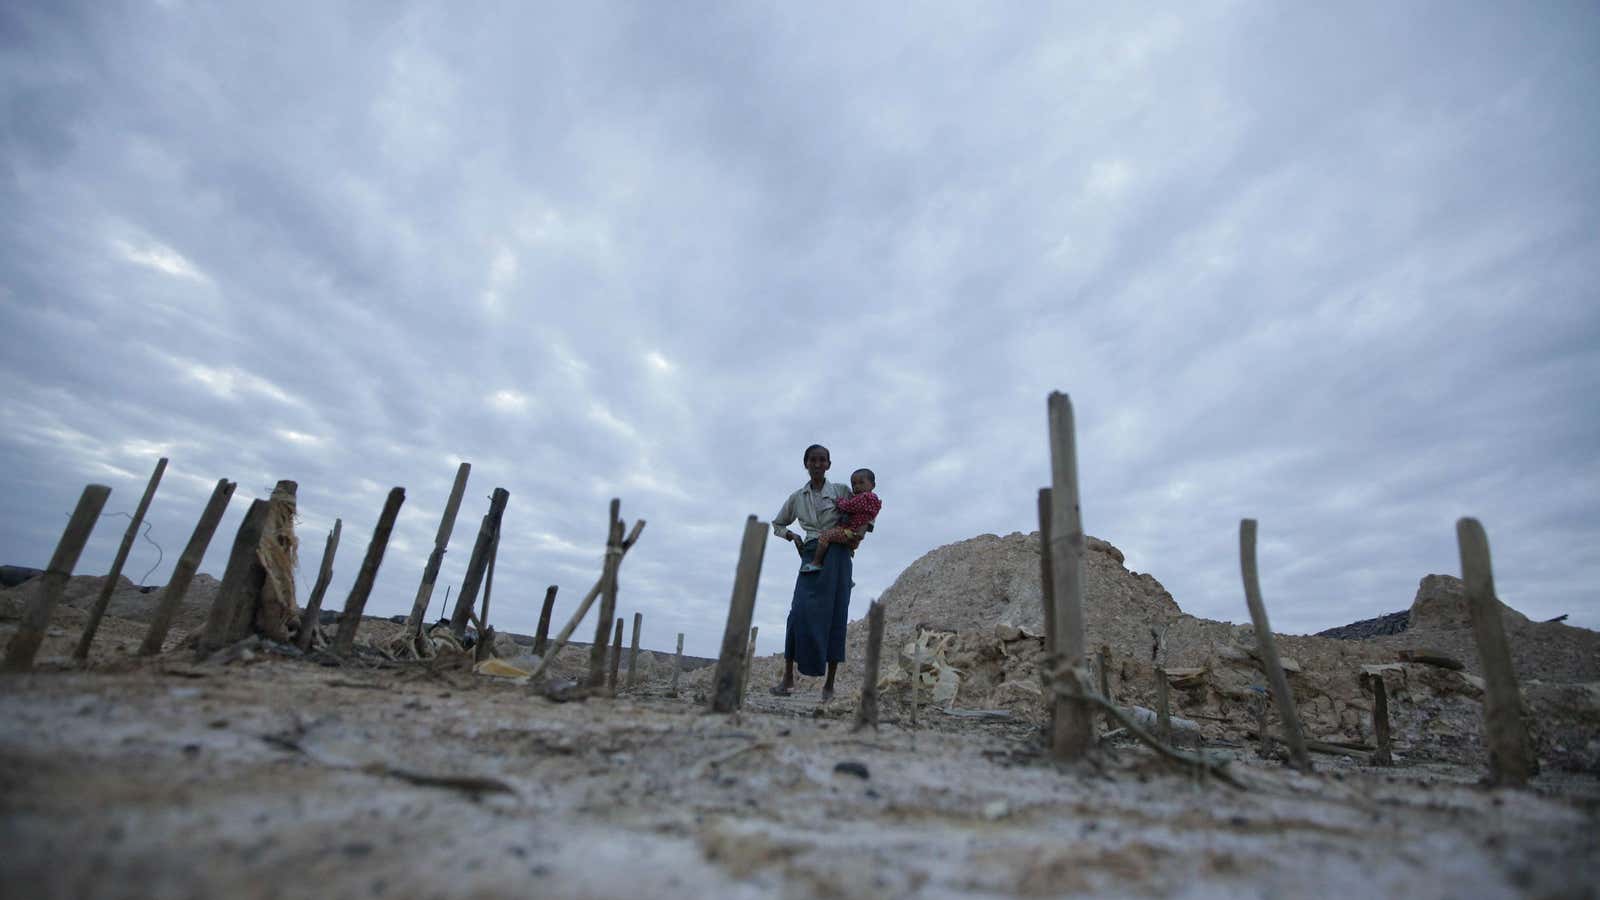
xmin=3 ymin=484 xmax=112 ymax=671
xmin=1045 ymin=392 xmax=1093 ymax=759
xmin=527 ymin=520 xmax=645 ymax=683
xmin=738 ymin=625 xmax=758 ymax=708
xmin=295 ymin=520 xmax=342 ymax=653
xmin=710 ymin=516 xmax=767 ymax=714
xmin=852 ymin=600 xmax=886 ymax=732
xmin=449 ymin=488 xmax=510 ymax=637
xmin=910 ymin=638 xmax=922 ymax=729
xmin=1155 ymin=668 xmax=1172 ymax=745
xmin=1240 ymin=519 xmax=1312 ymax=773
xmin=74 ymin=458 xmax=166 ymax=661
xmin=588 ymin=500 xmax=624 ymax=689
xmin=139 ymin=479 xmax=236 ymax=656
xmin=671 ymin=632 xmax=684 ymax=696
xmin=405 ymin=463 xmax=470 ymax=637
xmin=231 ymin=480 xmax=295 ymax=643
xmin=1097 ymin=644 xmax=1112 ymax=731
xmin=627 ymin=612 xmax=643 ymax=689
xmin=1457 ymin=517 xmax=1534 ymax=786
xmin=607 ymin=617 xmax=624 ymax=691
xmin=533 ymin=586 xmax=558 ymax=656
xmin=479 ymin=523 xmax=499 ymax=633
xmin=1037 ymin=488 xmax=1057 ymax=730
xmin=332 ymin=488 xmax=406 ymax=656
xmin=197 ymin=499 xmax=268 ymax=656
xmin=1368 ymin=673 xmax=1394 ymax=767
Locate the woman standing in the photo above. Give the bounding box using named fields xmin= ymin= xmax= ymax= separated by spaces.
xmin=770 ymin=443 xmax=855 ymax=701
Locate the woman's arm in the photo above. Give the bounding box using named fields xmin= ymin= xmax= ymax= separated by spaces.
xmin=772 ymin=492 xmax=802 ymax=542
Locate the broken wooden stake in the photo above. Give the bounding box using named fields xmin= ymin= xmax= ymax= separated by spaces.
xmin=853 ymin=600 xmax=886 ymax=732
xmin=405 ymin=462 xmax=471 ymax=638
xmin=628 ymin=611 xmax=643 ymax=689
xmin=3 ymin=484 xmax=112 ymax=671
xmin=671 ymin=632 xmax=684 ymax=696
xmin=75 ymin=458 xmax=167 ymax=661
xmin=1156 ymin=667 xmax=1172 ymax=745
xmin=738 ymin=625 xmax=758 ymax=708
xmin=527 ymin=519 xmax=644 ymax=684
xmin=607 ymin=617 xmax=624 ymax=692
xmin=449 ymin=487 xmax=509 ymax=637
xmin=1457 ymin=517 xmax=1535 ymax=787
xmin=588 ymin=500 xmax=624 ymax=690
xmin=229 ymin=480 xmax=295 ymax=644
xmin=1045 ymin=392 xmax=1093 ymax=760
xmin=197 ymin=499 xmax=269 ymax=657
xmin=1239 ymin=519 xmax=1312 ymax=773
xmin=1367 ymin=672 xmax=1394 ymax=767
xmin=295 ymin=519 xmax=342 ymax=653
xmin=709 ymin=515 xmax=766 ymax=714
xmin=333 ymin=487 xmax=406 ymax=656
xmin=140 ymin=479 xmax=237 ymax=656
xmin=533 ymin=585 xmax=558 ymax=656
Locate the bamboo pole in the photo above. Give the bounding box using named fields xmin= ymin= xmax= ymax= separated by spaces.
xmin=852 ymin=600 xmax=886 ymax=732
xmin=607 ymin=617 xmax=624 ymax=692
xmin=139 ymin=479 xmax=236 ymax=656
xmin=533 ymin=586 xmax=558 ymax=656
xmin=709 ymin=516 xmax=767 ymax=714
xmin=449 ymin=488 xmax=509 ymax=637
xmin=295 ymin=520 xmax=342 ymax=653
xmin=3 ymin=484 xmax=112 ymax=671
xmin=333 ymin=487 xmax=406 ymax=656
xmin=1457 ymin=517 xmax=1534 ymax=786
xmin=197 ymin=499 xmax=269 ymax=657
xmin=74 ymin=458 xmax=166 ymax=661
xmin=479 ymin=523 xmax=499 ymax=633
xmin=1239 ymin=519 xmax=1312 ymax=773
xmin=738 ymin=625 xmax=758 ymax=708
xmin=588 ymin=500 xmax=624 ymax=689
xmin=671 ymin=632 xmax=684 ymax=696
xmin=405 ymin=463 xmax=470 ymax=638
xmin=627 ymin=612 xmax=643 ymax=689
xmin=1045 ymin=392 xmax=1093 ymax=759
xmin=526 ymin=520 xmax=645 ymax=683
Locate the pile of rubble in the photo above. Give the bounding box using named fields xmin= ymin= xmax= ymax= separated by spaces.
xmin=844 ymin=532 xmax=1599 ymax=771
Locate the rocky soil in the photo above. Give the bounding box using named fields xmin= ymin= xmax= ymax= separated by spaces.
xmin=2 ymin=534 xmax=1597 ymax=898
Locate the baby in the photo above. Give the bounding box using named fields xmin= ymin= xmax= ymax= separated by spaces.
xmin=802 ymin=468 xmax=881 ymax=573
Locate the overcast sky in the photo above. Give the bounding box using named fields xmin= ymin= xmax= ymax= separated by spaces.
xmin=2 ymin=2 xmax=1596 ymax=658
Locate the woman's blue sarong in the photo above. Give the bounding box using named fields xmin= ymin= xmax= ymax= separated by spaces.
xmin=784 ymin=538 xmax=853 ymax=677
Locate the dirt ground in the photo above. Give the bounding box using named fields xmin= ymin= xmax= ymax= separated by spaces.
xmin=2 ymin=645 xmax=1597 ymax=900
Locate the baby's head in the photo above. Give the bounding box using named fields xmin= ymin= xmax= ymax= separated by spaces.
xmin=850 ymin=468 xmax=876 ymax=494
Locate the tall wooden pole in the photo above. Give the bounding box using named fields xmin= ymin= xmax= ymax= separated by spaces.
xmin=1240 ymin=519 xmax=1312 ymax=773
xmin=710 ymin=516 xmax=767 ymax=714
xmin=479 ymin=523 xmax=499 ymax=632
xmin=1457 ymin=517 xmax=1534 ymax=786
xmin=139 ymin=479 xmax=236 ymax=656
xmin=527 ymin=519 xmax=644 ymax=683
xmin=75 ymin=458 xmax=166 ymax=661
xmin=405 ymin=463 xmax=470 ymax=637
xmin=852 ymin=600 xmax=886 ymax=732
xmin=197 ymin=499 xmax=268 ymax=656
xmin=295 ymin=520 xmax=342 ymax=653
xmin=332 ymin=488 xmax=406 ymax=656
xmin=533 ymin=585 xmax=558 ymax=656
xmin=450 ymin=488 xmax=509 ymax=637
xmin=1045 ymin=392 xmax=1092 ymax=759
xmin=3 ymin=485 xmax=112 ymax=671
xmin=587 ymin=500 xmax=624 ymax=689
xmin=627 ymin=611 xmax=643 ymax=689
